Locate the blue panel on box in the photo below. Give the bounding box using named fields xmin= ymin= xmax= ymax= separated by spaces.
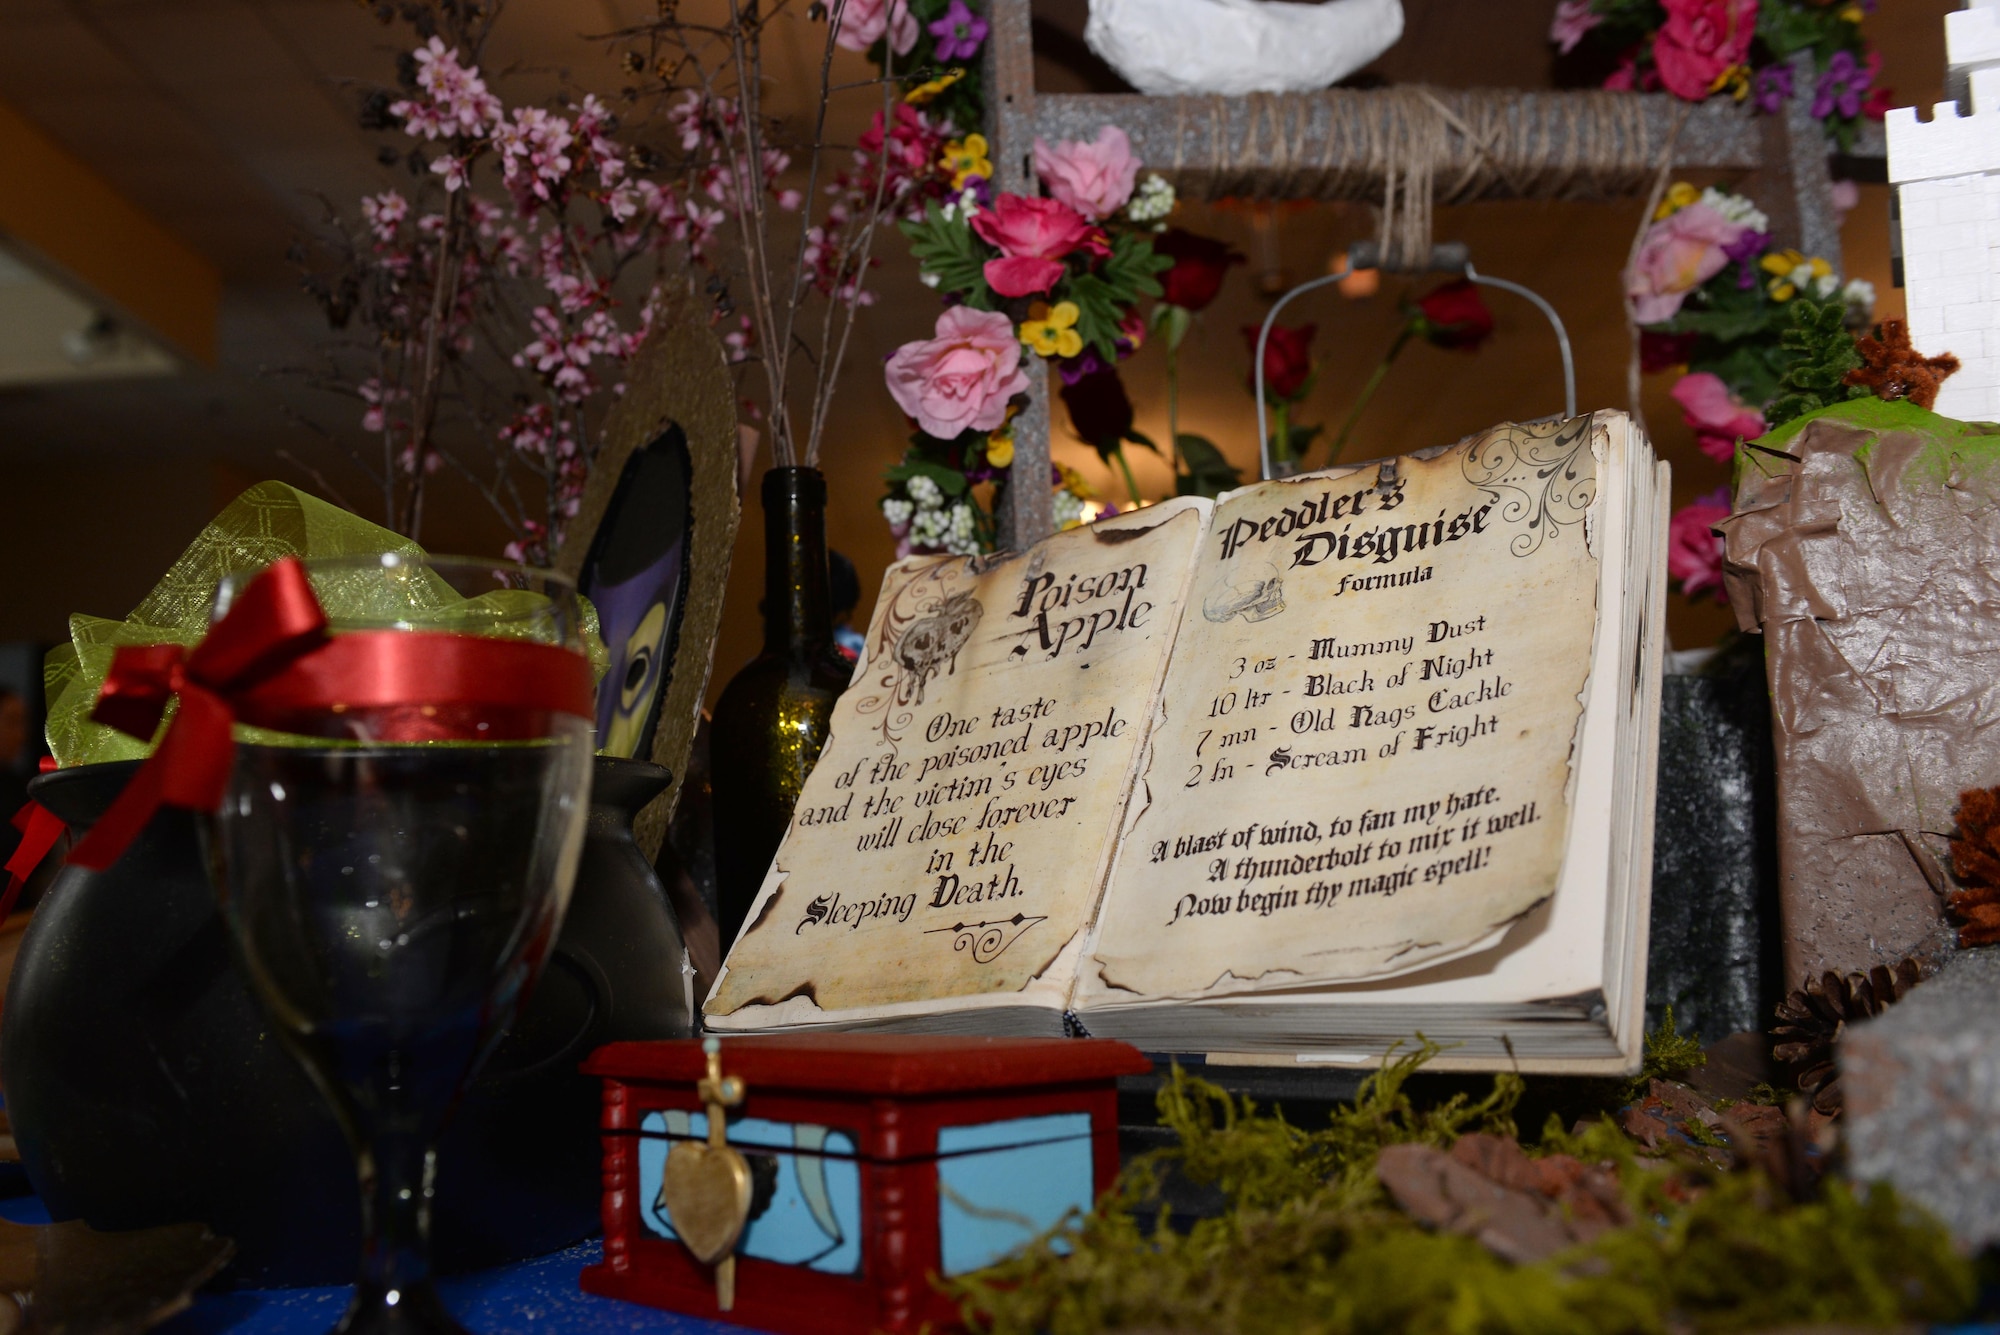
xmin=637 ymin=1113 xmax=862 ymax=1274
xmin=936 ymin=1113 xmax=1092 ymax=1277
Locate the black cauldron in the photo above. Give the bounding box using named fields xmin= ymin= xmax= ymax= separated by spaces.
xmin=1 ymin=754 xmax=691 ymax=1286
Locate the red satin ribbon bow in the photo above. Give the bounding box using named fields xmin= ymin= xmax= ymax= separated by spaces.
xmin=69 ymin=556 xmax=594 ymax=872
xmin=70 ymin=557 xmax=330 ymax=871
xmin=2 ymin=759 xmax=64 ymax=920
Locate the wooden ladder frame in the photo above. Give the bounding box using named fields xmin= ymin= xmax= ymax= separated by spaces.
xmin=979 ymin=0 xmax=1883 ymax=549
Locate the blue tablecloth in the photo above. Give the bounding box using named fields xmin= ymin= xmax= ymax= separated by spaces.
xmin=158 ymin=1241 xmax=751 ymax=1335
xmin=0 ymin=1192 xmax=752 ymax=1335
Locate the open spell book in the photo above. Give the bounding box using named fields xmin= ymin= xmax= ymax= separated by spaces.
xmin=706 ymin=412 xmax=1670 ymax=1074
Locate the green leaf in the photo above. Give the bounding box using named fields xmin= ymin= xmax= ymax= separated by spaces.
xmin=1671 ymin=305 xmax=1787 ymax=344
xmin=1060 ymin=232 xmax=1171 ymax=360
xmin=1100 ymin=231 xmax=1171 ymax=308
xmin=1124 ymin=429 xmax=1160 ymax=454
xmin=1757 ymin=5 xmax=1828 ymax=56
xmin=1694 ymin=341 xmax=1791 ymax=410
xmin=1066 ymin=272 xmax=1126 ymax=362
xmin=901 ymin=202 xmax=994 ymax=307
xmin=1175 ymin=433 xmax=1242 ymax=499
xmin=1153 ymin=301 xmax=1193 ymax=352
xmin=885 ymin=458 xmax=969 ymax=495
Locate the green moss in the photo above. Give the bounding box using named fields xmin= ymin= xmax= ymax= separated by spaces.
xmin=943 ymin=1053 xmax=1977 ymax=1335
xmin=1745 ymin=1082 xmax=1790 ymax=1107
xmin=1753 ymin=395 xmax=1948 ymax=456
xmin=1742 ymin=397 xmax=2000 ymax=499
xmin=1625 ymin=1007 xmax=1706 ymax=1100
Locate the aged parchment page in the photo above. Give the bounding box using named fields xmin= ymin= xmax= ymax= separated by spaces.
xmin=706 ymin=499 xmax=1208 ymax=1021
xmin=1081 ymin=418 xmax=1603 ymax=1001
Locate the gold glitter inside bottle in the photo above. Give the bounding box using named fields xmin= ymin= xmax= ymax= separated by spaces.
xmin=710 ymin=467 xmax=850 ymax=951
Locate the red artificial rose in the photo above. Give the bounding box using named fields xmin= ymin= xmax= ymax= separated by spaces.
xmin=1641 ymin=329 xmax=1701 ymax=373
xmin=1060 ymin=365 xmax=1136 ymax=454
xmin=1243 ymin=323 xmax=1316 ymax=401
xmin=1154 ymin=229 xmax=1244 ymax=312
xmin=1414 ymin=279 xmax=1495 ymax=351
xmin=1653 ymin=0 xmax=1757 ymax=103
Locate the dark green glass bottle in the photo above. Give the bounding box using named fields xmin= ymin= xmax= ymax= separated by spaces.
xmin=711 ymin=467 xmax=851 ymax=952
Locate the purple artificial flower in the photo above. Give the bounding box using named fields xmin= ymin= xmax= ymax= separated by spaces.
xmin=928 ymin=0 xmax=988 ymax=61
xmin=1751 ymin=63 xmax=1793 ymax=115
xmin=963 ymin=454 xmax=1003 ymax=485
xmin=1056 ymin=346 xmax=1107 ymax=385
xmin=1723 ymin=228 xmax=1769 ymax=290
xmin=1813 ymin=50 xmax=1871 ymax=120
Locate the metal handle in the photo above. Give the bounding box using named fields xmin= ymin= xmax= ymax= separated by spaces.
xmin=1254 ymin=247 xmax=1577 ymax=481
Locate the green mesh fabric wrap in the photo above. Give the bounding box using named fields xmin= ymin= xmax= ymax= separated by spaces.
xmin=45 ymin=482 xmax=605 ymax=766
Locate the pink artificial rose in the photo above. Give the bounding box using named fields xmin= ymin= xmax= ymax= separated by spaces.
xmin=884 ymin=306 xmax=1031 ymax=439
xmin=1671 ymin=372 xmax=1767 ymax=464
xmin=1830 ymin=178 xmax=1861 ymax=222
xmin=1627 ymin=201 xmax=1746 ymax=322
xmin=1668 ymin=485 xmax=1733 ymax=602
xmin=1550 ymin=0 xmax=1603 ymax=55
xmin=1033 ymin=126 xmax=1141 ymax=221
xmin=971 ymin=194 xmax=1095 ymax=297
xmin=834 ymin=0 xmax=918 ymax=56
xmin=1654 ymin=0 xmax=1757 ymax=102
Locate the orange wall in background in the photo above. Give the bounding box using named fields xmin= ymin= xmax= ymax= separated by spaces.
xmin=0 ymin=96 xmax=219 ymax=366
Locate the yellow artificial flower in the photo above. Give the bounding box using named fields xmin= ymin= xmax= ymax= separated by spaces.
xmin=1711 ymin=63 xmax=1751 ymax=101
xmin=1838 ymin=3 xmax=1865 ymax=23
xmin=985 ymin=427 xmax=1015 ymax=469
xmin=1760 ymin=248 xmax=1832 ymax=302
xmin=1654 ymin=182 xmax=1701 ymax=220
xmin=1020 ymin=301 xmax=1083 ymax=359
xmin=940 ymin=134 xmax=992 ymax=189
xmin=905 ymin=68 xmax=965 ymax=107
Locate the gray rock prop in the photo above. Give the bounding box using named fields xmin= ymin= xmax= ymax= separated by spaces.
xmin=1842 ymin=945 xmax=2000 ymax=1244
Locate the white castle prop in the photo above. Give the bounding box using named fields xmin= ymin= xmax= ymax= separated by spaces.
xmin=1888 ymin=0 xmax=2000 ymax=422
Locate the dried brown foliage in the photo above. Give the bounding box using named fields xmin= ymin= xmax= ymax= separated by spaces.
xmin=1842 ymin=319 xmax=1961 ymax=410
xmin=1949 ymin=786 xmax=2000 ymax=946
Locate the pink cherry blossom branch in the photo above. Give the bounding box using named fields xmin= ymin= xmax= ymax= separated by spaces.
xmin=805 ymin=49 xmax=897 ymax=469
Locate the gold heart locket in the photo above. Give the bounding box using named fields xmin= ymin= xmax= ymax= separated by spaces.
xmin=656 ymin=1039 xmax=751 ymax=1309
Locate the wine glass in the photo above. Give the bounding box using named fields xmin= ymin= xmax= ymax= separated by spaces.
xmin=205 ymin=554 xmax=594 ymax=1335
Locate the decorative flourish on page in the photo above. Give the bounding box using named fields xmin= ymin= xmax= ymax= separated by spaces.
xmin=1461 ymin=418 xmax=1598 ymax=558
xmin=924 ymin=913 xmax=1048 ymax=963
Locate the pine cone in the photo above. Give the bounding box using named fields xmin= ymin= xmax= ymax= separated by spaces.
xmin=1770 ymin=958 xmax=1923 ymax=1114
xmin=1949 ymin=787 xmax=2000 ymax=947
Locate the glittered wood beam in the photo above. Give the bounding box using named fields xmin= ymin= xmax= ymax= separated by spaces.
xmin=1032 ymin=92 xmax=1881 ymax=216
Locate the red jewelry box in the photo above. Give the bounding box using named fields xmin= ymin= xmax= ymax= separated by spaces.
xmin=579 ymin=1034 xmax=1150 ymax=1334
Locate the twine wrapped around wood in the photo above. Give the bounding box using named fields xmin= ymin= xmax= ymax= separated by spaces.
xmin=1160 ymin=88 xmax=1656 ymax=268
